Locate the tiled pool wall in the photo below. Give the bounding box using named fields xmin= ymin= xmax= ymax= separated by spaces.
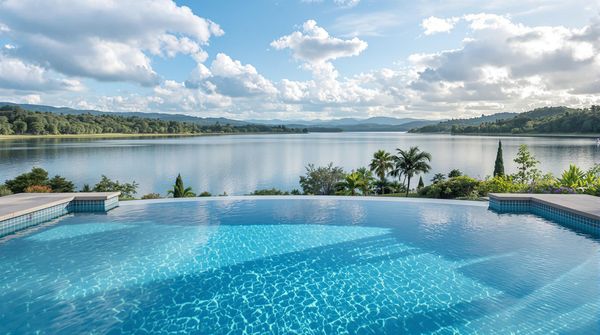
xmin=0 ymin=197 xmax=119 ymax=238
xmin=489 ymin=198 xmax=600 ymax=235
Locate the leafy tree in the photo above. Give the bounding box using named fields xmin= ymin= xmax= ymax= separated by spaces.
xmin=394 ymin=146 xmax=432 ymax=196
xmin=513 ymin=144 xmax=540 ymax=184
xmin=299 ymin=163 xmax=345 ymax=195
xmin=431 ymin=173 xmax=446 ymax=184
xmin=493 ymin=141 xmax=505 ymax=177
xmin=4 ymin=167 xmax=49 ymax=193
xmin=448 ymin=169 xmax=463 ymax=178
xmin=93 ymin=175 xmax=138 ymax=199
xmin=49 ymin=175 xmax=75 ymax=192
xmin=12 ymin=120 xmax=27 ymax=134
xmin=417 ymin=176 xmax=425 ymax=189
xmin=198 ymin=191 xmax=212 ymax=197
xmin=251 ymin=188 xmax=289 ymax=195
xmin=167 ymin=174 xmax=195 ymax=198
xmin=369 ymin=150 xmax=393 ymax=194
xmin=141 ymin=193 xmax=162 ymax=199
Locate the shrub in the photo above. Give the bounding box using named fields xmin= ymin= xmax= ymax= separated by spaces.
xmin=24 ymin=185 xmax=52 ymax=193
xmin=418 ymin=176 xmax=481 ymax=199
xmin=93 ymin=175 xmax=138 ymax=200
xmin=479 ymin=176 xmax=528 ymax=195
xmin=0 ymin=185 xmax=13 ymax=197
xmin=141 ymin=193 xmax=162 ymax=199
xmin=48 ymin=175 xmax=75 ymax=193
xmin=198 ymin=191 xmax=212 ymax=197
xmin=4 ymin=167 xmax=49 ymax=193
xmin=251 ymin=188 xmax=289 ymax=195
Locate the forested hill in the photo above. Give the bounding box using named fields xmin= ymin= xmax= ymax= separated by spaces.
xmin=411 ymin=106 xmax=600 ymax=135
xmin=409 ymin=112 xmax=517 ymax=133
xmin=0 ymin=105 xmax=300 ymax=135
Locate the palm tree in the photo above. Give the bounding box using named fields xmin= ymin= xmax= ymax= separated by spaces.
xmin=431 ymin=173 xmax=446 ymax=184
xmin=338 ymin=171 xmax=363 ymax=196
xmin=369 ymin=150 xmax=394 ymax=194
xmin=394 ymin=146 xmax=432 ymax=196
xmin=168 ymin=174 xmax=196 ymax=198
xmin=356 ymin=167 xmax=376 ymax=195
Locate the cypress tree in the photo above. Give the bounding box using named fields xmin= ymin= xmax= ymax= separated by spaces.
xmin=417 ymin=176 xmax=425 ymax=189
xmin=493 ymin=141 xmax=505 ymax=177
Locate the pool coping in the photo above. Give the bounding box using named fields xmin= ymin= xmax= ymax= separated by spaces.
xmin=488 ymin=193 xmax=600 ymax=221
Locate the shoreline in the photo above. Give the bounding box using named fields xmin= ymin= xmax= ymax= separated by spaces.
xmin=0 ymin=132 xmax=302 ymax=140
xmin=410 ymin=132 xmax=600 ymax=139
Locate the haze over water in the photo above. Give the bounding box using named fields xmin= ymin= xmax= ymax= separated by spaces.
xmin=2 ymin=133 xmax=599 ymax=195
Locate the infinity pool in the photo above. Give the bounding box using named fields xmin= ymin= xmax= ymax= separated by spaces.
xmin=1 ymin=198 xmax=599 ymax=334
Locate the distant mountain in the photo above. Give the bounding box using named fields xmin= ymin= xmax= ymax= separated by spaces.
xmin=0 ymin=102 xmax=441 ymax=132
xmin=410 ymin=112 xmax=519 ymax=133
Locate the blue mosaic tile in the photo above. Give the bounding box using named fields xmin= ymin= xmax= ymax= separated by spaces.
xmin=0 ymin=197 xmax=119 ymax=238
xmin=489 ymin=198 xmax=600 ymax=235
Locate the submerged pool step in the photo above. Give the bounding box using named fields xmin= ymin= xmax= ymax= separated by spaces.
xmin=488 ymin=193 xmax=600 ymax=235
xmin=0 ymin=192 xmax=120 ymax=238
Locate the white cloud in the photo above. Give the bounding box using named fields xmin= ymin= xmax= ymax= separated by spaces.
xmin=0 ymin=54 xmax=83 ymax=92
xmin=302 ymin=0 xmax=360 ymax=7
xmin=421 ymin=16 xmax=459 ymax=35
xmin=271 ymin=20 xmax=367 ymax=64
xmin=0 ymin=0 xmax=223 ymax=86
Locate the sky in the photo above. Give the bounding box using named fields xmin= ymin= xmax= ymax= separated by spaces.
xmin=0 ymin=0 xmax=599 ymax=120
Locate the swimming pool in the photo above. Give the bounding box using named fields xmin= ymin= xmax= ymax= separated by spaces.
xmin=1 ymin=197 xmax=599 ymax=334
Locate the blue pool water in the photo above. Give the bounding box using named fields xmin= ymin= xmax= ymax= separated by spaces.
xmin=0 ymin=198 xmax=599 ymax=334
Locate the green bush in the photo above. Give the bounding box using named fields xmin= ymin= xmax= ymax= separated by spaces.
xmin=0 ymin=184 xmax=13 ymax=197
xmin=479 ymin=176 xmax=528 ymax=195
xmin=141 ymin=193 xmax=162 ymax=199
xmin=418 ymin=176 xmax=481 ymax=199
xmin=251 ymin=188 xmax=289 ymax=195
xmin=198 ymin=191 xmax=212 ymax=197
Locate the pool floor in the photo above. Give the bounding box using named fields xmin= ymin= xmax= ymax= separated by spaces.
xmin=0 ymin=198 xmax=599 ymax=334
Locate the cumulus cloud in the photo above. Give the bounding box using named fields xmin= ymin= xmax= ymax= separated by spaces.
xmin=302 ymin=0 xmax=360 ymax=7
xmin=0 ymin=0 xmax=223 ymax=86
xmin=271 ymin=20 xmax=367 ymax=65
xmin=0 ymin=54 xmax=83 ymax=92
xmin=421 ymin=16 xmax=459 ymax=35
xmin=410 ymin=13 xmax=600 ymax=115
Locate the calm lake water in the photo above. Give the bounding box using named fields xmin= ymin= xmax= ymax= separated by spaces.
xmin=1 ymin=132 xmax=599 ymax=195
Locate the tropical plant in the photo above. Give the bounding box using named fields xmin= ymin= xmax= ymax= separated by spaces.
xmin=337 ymin=171 xmax=363 ymax=196
xmin=393 ymin=146 xmax=432 ymax=196
xmin=24 ymin=185 xmax=52 ymax=193
xmin=356 ymin=167 xmax=376 ymax=195
xmin=167 ymin=174 xmax=196 ymax=198
xmin=431 ymin=173 xmax=446 ymax=184
xmin=93 ymin=175 xmax=138 ymax=200
xmin=493 ymin=141 xmax=505 ymax=177
xmin=558 ymin=165 xmax=585 ymax=188
xmin=299 ymin=163 xmax=345 ymax=195
xmin=369 ymin=150 xmax=394 ymax=194
xmin=448 ymin=169 xmax=463 ymax=178
xmin=513 ymin=144 xmax=541 ymax=184
xmin=80 ymin=184 xmax=92 ymax=192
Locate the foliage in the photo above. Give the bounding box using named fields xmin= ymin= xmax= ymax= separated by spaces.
xmin=393 ymin=146 xmax=432 ymax=196
xmin=355 ymin=167 xmax=376 ymax=195
xmin=369 ymin=150 xmax=394 ymax=194
xmin=337 ymin=171 xmax=363 ymax=196
xmin=431 ymin=173 xmax=446 ymax=184
xmin=24 ymin=185 xmax=52 ymax=193
xmin=0 ymin=185 xmax=12 ymax=197
xmin=167 ymin=174 xmax=195 ymax=198
xmin=299 ymin=163 xmax=345 ymax=195
xmin=448 ymin=169 xmax=463 ymax=178
xmin=93 ymin=175 xmax=138 ymax=200
xmin=513 ymin=145 xmax=541 ymax=184
xmin=198 ymin=191 xmax=212 ymax=197
xmin=141 ymin=193 xmax=162 ymax=199
xmin=4 ymin=167 xmax=49 ymax=193
xmin=418 ymin=176 xmax=481 ymax=199
xmin=49 ymin=175 xmax=75 ymax=192
xmin=417 ymin=176 xmax=424 ymax=189
xmin=251 ymin=188 xmax=289 ymax=195
xmin=80 ymin=184 xmax=92 ymax=192
xmin=493 ymin=141 xmax=505 ymax=177
xmin=479 ymin=176 xmax=527 ymax=194
xmin=0 ymin=105 xmax=300 ymax=136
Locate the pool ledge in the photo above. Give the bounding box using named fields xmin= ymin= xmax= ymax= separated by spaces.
xmin=489 ymin=193 xmax=600 ymax=234
xmin=0 ymin=192 xmax=120 ymax=237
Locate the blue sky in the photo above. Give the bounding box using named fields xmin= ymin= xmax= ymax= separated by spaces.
xmin=0 ymin=0 xmax=599 ymax=120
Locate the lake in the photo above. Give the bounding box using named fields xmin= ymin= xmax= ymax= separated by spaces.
xmin=1 ymin=132 xmax=599 ymax=195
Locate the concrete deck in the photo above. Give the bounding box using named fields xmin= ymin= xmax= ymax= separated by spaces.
xmin=0 ymin=192 xmax=120 ymax=221
xmin=489 ymin=193 xmax=600 ymax=221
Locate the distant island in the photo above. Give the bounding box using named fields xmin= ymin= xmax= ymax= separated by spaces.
xmin=410 ymin=106 xmax=600 ymax=136
xmin=0 ymin=105 xmax=300 ymax=137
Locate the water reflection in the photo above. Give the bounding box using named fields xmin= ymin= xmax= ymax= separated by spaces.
xmin=1 ymin=133 xmax=599 ymax=195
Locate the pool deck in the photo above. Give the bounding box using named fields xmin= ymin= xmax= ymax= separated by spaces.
xmin=0 ymin=192 xmax=120 ymax=221
xmin=489 ymin=193 xmax=600 ymax=221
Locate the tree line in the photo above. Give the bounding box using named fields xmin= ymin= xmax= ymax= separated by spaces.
xmin=0 ymin=105 xmax=300 ymax=135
